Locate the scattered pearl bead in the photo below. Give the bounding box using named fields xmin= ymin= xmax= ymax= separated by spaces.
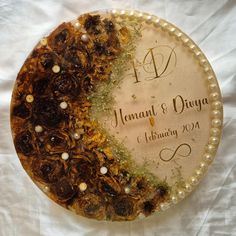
xmin=73 ymin=133 xmax=80 ymax=140
xmin=124 ymin=187 xmax=130 ymax=194
xmin=61 ymin=152 xmax=69 ymax=160
xmin=74 ymin=22 xmax=81 ymax=29
xmin=60 ymin=101 xmax=68 ymax=109
xmin=35 ymin=125 xmax=43 ymax=133
xmin=79 ymin=182 xmax=87 ymax=192
xmin=52 ymin=65 xmax=60 ymax=73
xmin=26 ymin=94 xmax=34 ymax=103
xmin=40 ymin=37 xmax=47 ymax=46
xmin=43 ymin=186 xmax=49 ymax=193
xmin=100 ymin=166 xmax=108 ymax=175
xmin=81 ymin=34 xmax=89 ymax=43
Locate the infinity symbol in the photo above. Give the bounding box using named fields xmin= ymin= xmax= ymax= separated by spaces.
xmin=159 ymin=143 xmax=192 ymax=162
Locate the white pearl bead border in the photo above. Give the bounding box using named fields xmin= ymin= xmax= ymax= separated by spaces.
xmin=109 ymin=9 xmax=223 ymax=211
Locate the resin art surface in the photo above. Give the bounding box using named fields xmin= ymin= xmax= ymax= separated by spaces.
xmin=10 ymin=10 xmax=223 ymax=221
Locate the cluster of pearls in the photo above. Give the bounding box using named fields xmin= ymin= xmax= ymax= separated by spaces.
xmin=110 ymin=9 xmax=223 ymax=211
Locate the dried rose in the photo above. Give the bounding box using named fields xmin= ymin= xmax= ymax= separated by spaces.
xmin=31 ymin=158 xmax=64 ymax=183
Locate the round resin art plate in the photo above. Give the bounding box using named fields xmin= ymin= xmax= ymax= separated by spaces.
xmin=10 ymin=10 xmax=223 ymax=221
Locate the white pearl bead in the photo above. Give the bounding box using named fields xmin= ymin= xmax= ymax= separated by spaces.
xmin=35 ymin=125 xmax=43 ymax=133
xmin=191 ymin=177 xmax=198 ymax=185
xmin=178 ymin=190 xmax=185 ymax=199
xmin=154 ymin=18 xmax=160 ymax=26
xmin=60 ymin=101 xmax=68 ymax=109
xmin=73 ymin=133 xmax=80 ymax=140
xmin=138 ymin=13 xmax=143 ymax=18
xmin=210 ymin=128 xmax=220 ymax=136
xmin=138 ymin=213 xmax=145 ymax=219
xmin=208 ymin=83 xmax=217 ymax=91
xmin=111 ymin=9 xmax=117 ymax=15
xmin=100 ymin=166 xmax=108 ymax=175
xmin=171 ymin=195 xmax=178 ymax=204
xmin=195 ymin=169 xmax=202 ymax=177
xmin=162 ymin=22 xmax=168 ymax=28
xmin=207 ymin=75 xmax=214 ymax=82
xmin=210 ymin=92 xmax=219 ymax=101
xmin=52 ymin=65 xmax=60 ymax=73
xmin=26 ymin=94 xmax=34 ymax=103
xmin=40 ymin=37 xmax=47 ymax=46
xmin=189 ymin=44 xmax=195 ymax=50
xmin=175 ymin=32 xmax=182 ymax=38
xmin=129 ymin=10 xmax=135 ymax=17
xmin=204 ymin=153 xmax=213 ymax=162
xmin=206 ymin=144 xmax=216 ymax=153
xmin=209 ymin=136 xmax=219 ymax=145
xmin=199 ymin=162 xmax=207 ymax=170
xmin=185 ymin=183 xmax=192 ymax=192
xmin=211 ymin=110 xmax=221 ymax=118
xmin=124 ymin=187 xmax=130 ymax=194
xmin=204 ymin=66 xmax=210 ymax=72
xmin=146 ymin=15 xmax=152 ymax=23
xmin=61 ymin=152 xmax=69 ymax=160
xmin=43 ymin=186 xmax=49 ymax=193
xmin=212 ymin=119 xmax=222 ymax=128
xmin=81 ymin=34 xmax=89 ymax=43
xmin=160 ymin=203 xmax=169 ymax=211
xmin=212 ymin=101 xmax=222 ymax=110
xmin=120 ymin=10 xmax=126 ymax=16
xmin=79 ymin=182 xmax=87 ymax=192
xmin=74 ymin=22 xmax=81 ymax=29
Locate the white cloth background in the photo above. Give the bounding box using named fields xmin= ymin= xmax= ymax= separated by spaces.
xmin=0 ymin=0 xmax=236 ymax=235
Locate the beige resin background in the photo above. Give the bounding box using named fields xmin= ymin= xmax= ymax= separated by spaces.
xmin=101 ymin=22 xmax=211 ymax=186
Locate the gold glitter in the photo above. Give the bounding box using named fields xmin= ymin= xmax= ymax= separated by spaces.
xmin=149 ymin=116 xmax=155 ymax=127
